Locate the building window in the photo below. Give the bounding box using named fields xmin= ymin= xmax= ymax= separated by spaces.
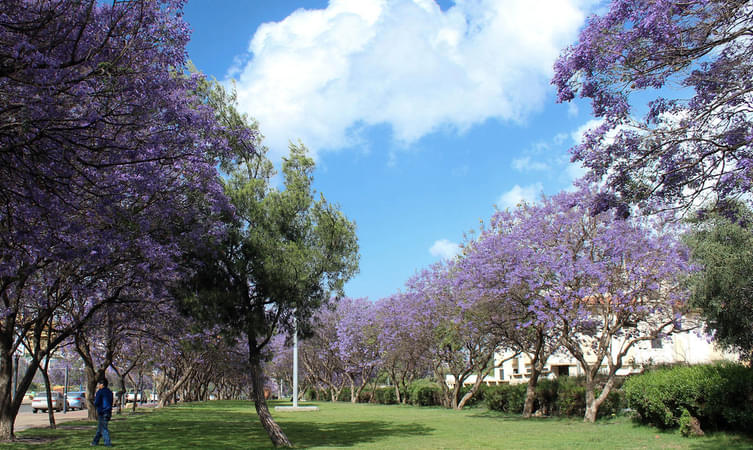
xmin=651 ymin=337 xmax=663 ymax=349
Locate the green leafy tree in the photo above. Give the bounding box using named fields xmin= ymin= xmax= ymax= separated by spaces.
xmin=178 ymin=81 xmax=359 ymax=446
xmin=686 ymin=204 xmax=753 ymax=362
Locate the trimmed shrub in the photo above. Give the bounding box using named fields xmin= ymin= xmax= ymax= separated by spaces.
xmin=534 ymin=378 xmax=559 ymax=415
xmin=372 ymin=387 xmax=398 ymax=405
xmin=554 ymin=377 xmax=585 ymax=417
xmin=304 ymin=388 xmax=318 ymax=401
xmin=337 ymin=387 xmax=351 ymax=402
xmin=407 ymin=379 xmax=442 ymax=406
xmin=485 ymin=384 xmax=526 ymax=414
xmin=623 ymin=363 xmax=753 ymax=433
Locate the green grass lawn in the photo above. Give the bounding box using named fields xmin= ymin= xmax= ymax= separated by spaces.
xmin=3 ymin=400 xmax=752 ymax=449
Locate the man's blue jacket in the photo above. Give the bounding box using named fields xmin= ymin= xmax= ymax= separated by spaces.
xmin=94 ymin=387 xmax=114 ymax=418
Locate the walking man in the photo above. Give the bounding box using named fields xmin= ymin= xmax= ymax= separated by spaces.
xmin=91 ymin=378 xmax=113 ymax=447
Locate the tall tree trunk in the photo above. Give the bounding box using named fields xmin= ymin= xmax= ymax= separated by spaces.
xmin=522 ymin=366 xmax=541 ymax=418
xmin=249 ymin=351 xmax=291 ymax=448
xmin=457 ymin=376 xmax=485 ymax=410
xmin=523 ymin=337 xmax=547 ymax=418
xmin=0 ymin=345 xmax=41 ymax=441
xmin=0 ymin=338 xmax=17 ymax=441
xmin=40 ymin=359 xmax=56 ymax=429
xmin=584 ymin=373 xmax=615 ymax=423
xmin=583 ymin=374 xmax=597 ymax=423
xmin=75 ymin=336 xmax=108 ymax=420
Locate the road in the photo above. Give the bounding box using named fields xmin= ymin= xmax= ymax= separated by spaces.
xmin=18 ymin=404 xmax=85 ymax=414
xmin=15 ymin=408 xmax=90 ymax=432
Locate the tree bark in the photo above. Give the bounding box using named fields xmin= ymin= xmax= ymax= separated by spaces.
xmin=584 ymin=372 xmax=616 ymax=423
xmin=0 ymin=340 xmax=41 ymax=441
xmin=40 ymin=358 xmax=56 ymax=429
xmin=0 ymin=338 xmax=17 ymax=441
xmin=249 ymin=351 xmax=291 ymax=448
xmin=522 ymin=366 xmax=541 ymax=418
xmin=158 ymin=367 xmax=193 ymax=408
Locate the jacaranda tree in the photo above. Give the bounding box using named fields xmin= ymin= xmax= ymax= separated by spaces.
xmin=500 ymin=186 xmax=691 ymax=422
xmin=456 ymin=214 xmax=562 ymax=418
xmin=554 ymin=0 xmax=753 ymax=213
xmin=334 ymin=297 xmax=381 ymax=403
xmin=405 ymin=263 xmax=509 ymax=410
xmin=1 ymin=0 xmax=239 ymax=439
xmin=375 ymin=293 xmax=434 ymax=405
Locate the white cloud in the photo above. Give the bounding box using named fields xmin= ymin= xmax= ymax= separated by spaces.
xmin=564 ymin=161 xmax=587 ymax=184
xmin=429 ymin=239 xmax=461 ymax=260
xmin=567 ymin=101 xmax=579 ymax=117
xmin=571 ymin=118 xmax=604 ymax=145
xmin=498 ymin=183 xmax=543 ymax=209
xmin=229 ymin=0 xmax=593 ymax=160
xmin=512 ymin=156 xmax=549 ymax=172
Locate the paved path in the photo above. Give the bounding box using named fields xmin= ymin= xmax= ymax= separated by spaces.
xmin=15 ymin=409 xmax=91 ymax=432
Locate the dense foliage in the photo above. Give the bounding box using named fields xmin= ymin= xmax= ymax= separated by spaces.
xmin=0 ymin=0 xmax=244 ymax=439
xmin=554 ymin=0 xmax=753 ymax=213
xmin=624 ymin=363 xmax=753 ymax=434
xmin=458 ymin=185 xmax=690 ymax=421
xmin=685 ymin=204 xmax=753 ymax=361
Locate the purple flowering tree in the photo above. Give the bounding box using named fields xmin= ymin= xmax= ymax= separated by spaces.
xmin=504 ymin=187 xmax=691 ymax=422
xmin=553 ymin=0 xmax=753 ymax=213
xmin=335 ymin=298 xmax=381 ymax=403
xmin=455 ymin=215 xmax=561 ymax=418
xmin=405 ymin=263 xmax=509 ymax=410
xmin=375 ymin=294 xmax=434 ymax=404
xmin=0 ymin=0 xmax=239 ymax=439
xmin=299 ymin=306 xmax=347 ymax=402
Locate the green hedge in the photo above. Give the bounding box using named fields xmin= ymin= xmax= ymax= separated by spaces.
xmin=372 ymin=387 xmax=398 ymax=405
xmin=485 ymin=384 xmax=527 ymax=414
xmin=484 ymin=377 xmax=624 ymax=418
xmin=407 ymin=379 xmax=442 ymax=406
xmin=623 ymin=363 xmax=753 ymax=433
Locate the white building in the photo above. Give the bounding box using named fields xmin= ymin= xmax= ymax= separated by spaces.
xmin=447 ymin=323 xmax=738 ymax=388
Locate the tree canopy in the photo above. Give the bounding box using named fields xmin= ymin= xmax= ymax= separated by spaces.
xmin=554 ymin=0 xmax=753 ymax=213
xmin=686 ymin=203 xmax=753 ymax=362
xmin=179 ymin=127 xmax=359 ymax=446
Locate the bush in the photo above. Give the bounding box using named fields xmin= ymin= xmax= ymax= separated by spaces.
xmin=485 ymin=384 xmax=526 ymax=414
xmin=554 ymin=377 xmax=585 ymax=417
xmin=534 ymin=378 xmax=558 ymax=415
xmin=337 ymin=387 xmax=351 ymax=402
xmin=597 ymin=389 xmax=625 ymax=418
xmin=407 ymin=379 xmax=442 ymax=407
xmin=623 ymin=363 xmax=753 ymax=433
xmin=304 ymin=388 xmax=318 ymax=401
xmin=372 ymin=387 xmax=397 ymax=405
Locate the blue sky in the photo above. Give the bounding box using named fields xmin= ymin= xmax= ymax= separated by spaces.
xmin=182 ymin=0 xmax=600 ymax=301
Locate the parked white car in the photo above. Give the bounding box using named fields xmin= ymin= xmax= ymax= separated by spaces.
xmin=66 ymin=391 xmax=87 ymax=411
xmin=32 ymin=392 xmax=68 ymax=413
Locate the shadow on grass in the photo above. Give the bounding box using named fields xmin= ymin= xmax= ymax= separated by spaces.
xmin=10 ymin=407 xmax=433 ymax=450
xmin=283 ymin=420 xmax=432 ymax=448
